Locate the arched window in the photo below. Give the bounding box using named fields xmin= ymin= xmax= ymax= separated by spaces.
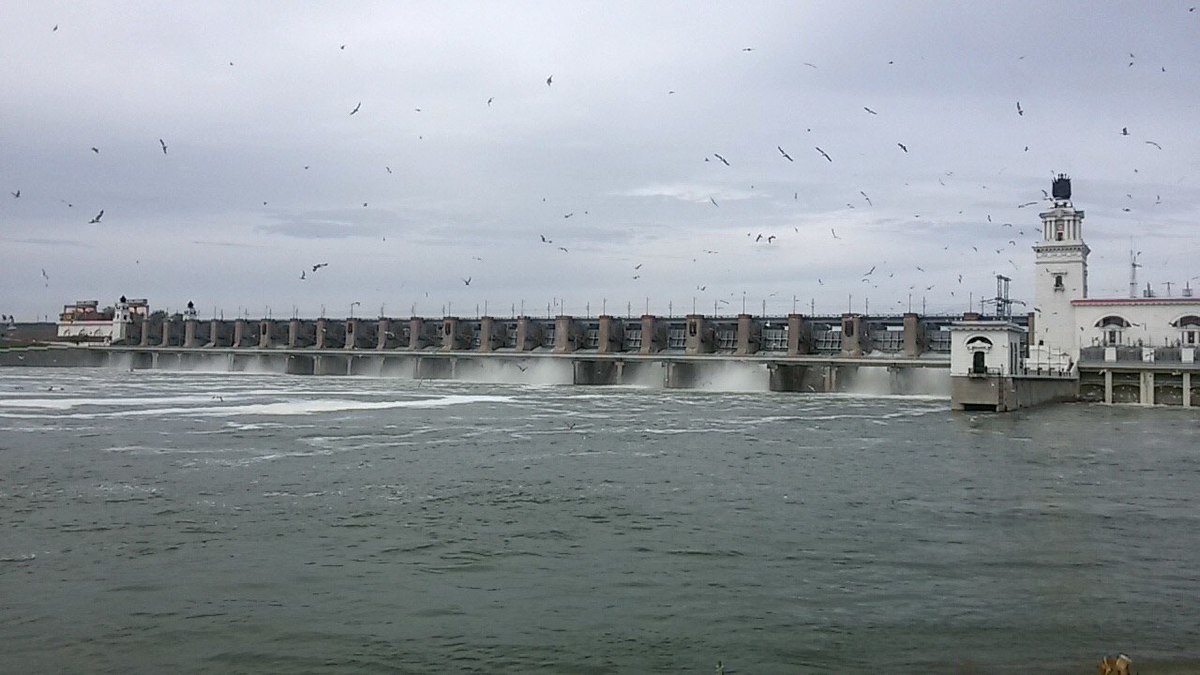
xmin=1173 ymin=315 xmax=1200 ymax=346
xmin=1095 ymin=315 xmax=1131 ymax=346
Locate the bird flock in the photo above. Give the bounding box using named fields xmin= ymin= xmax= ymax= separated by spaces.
xmin=4 ymin=8 xmax=1198 ymax=320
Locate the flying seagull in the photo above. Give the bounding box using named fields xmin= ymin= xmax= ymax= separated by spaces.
xmin=487 ymin=97 xmax=494 ymax=106
xmin=10 ymin=190 xmax=18 ymax=198
xmin=1016 ymin=101 xmax=1023 ymax=116
xmin=897 ymin=142 xmax=908 ymax=153
xmin=709 ymin=197 xmax=719 ymax=207
xmin=159 ymin=138 xmax=168 ymax=154
xmin=91 ymin=147 xmax=99 ymax=153
xmin=863 ymin=107 xmax=878 ymax=115
xmin=860 ymin=191 xmax=872 ymax=206
xmin=546 ymin=75 xmax=553 ymax=87
xmin=540 ymin=234 xmax=551 ymax=243
xmin=349 ymin=102 xmax=361 ymax=115
xmin=462 ymin=277 xmax=471 ymax=286
xmin=300 ymin=270 xmax=306 ymax=280
xmin=814 ymin=146 xmax=832 ymax=162
xmin=1121 ymin=127 xmax=1129 ymax=136
xmin=312 ymin=262 xmax=328 ymax=271
xmin=830 ymin=228 xmax=840 ymax=239
xmin=1145 ymin=140 xmax=1162 ymax=150
xmin=713 ymin=153 xmax=730 ymax=166
xmin=88 ymin=209 xmax=104 ymax=223
xmin=777 ymin=146 xmax=794 ymax=161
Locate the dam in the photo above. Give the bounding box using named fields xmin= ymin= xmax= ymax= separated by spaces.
xmin=10 ymin=309 xmax=967 ymax=394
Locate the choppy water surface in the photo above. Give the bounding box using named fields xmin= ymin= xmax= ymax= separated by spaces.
xmin=1 ymin=367 xmax=1198 ymax=673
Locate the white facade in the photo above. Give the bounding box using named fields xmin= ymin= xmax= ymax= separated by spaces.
xmin=1074 ymin=299 xmax=1200 ymax=349
xmin=57 ymin=320 xmax=119 ymax=342
xmin=949 ymin=321 xmax=1026 ymax=377
xmin=1032 ymin=176 xmax=1089 ymax=361
xmin=55 ymin=297 xmax=145 ymax=344
xmin=1029 ymin=175 xmax=1200 ymax=365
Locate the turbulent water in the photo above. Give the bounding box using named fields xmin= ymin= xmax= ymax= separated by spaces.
xmin=1 ymin=366 xmax=1198 ymax=673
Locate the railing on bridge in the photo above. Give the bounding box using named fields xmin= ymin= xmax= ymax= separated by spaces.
xmin=1080 ymin=345 xmax=1197 ymax=365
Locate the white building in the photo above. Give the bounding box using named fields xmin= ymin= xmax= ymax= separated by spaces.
xmin=56 ymin=296 xmax=148 ymax=344
xmin=1029 ymin=175 xmax=1200 ymax=370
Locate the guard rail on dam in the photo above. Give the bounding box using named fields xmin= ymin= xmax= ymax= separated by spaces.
xmin=18 ymin=312 xmax=1005 ymax=393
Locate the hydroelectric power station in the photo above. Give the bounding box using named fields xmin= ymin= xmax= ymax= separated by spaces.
xmin=4 ymin=176 xmax=1199 ymax=411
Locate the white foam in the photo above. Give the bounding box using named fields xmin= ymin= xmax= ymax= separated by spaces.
xmin=6 ymin=394 xmax=515 ymax=419
xmin=0 ymin=395 xmax=226 ymax=410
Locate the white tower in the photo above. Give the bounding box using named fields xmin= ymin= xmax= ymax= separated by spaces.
xmin=1032 ymin=174 xmax=1089 ymax=364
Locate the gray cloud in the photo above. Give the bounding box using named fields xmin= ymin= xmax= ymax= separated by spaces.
xmin=2 ymin=2 xmax=1198 ymax=319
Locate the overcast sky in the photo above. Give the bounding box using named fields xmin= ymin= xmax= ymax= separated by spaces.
xmin=3 ymin=1 xmax=1199 ymax=321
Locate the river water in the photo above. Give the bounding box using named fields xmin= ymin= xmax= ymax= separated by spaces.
xmin=1 ymin=366 xmax=1198 ymax=673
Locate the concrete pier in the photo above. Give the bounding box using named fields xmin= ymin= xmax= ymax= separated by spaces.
xmin=685 ymin=315 xmax=714 ymax=354
xmin=903 ymin=313 xmax=925 ymax=357
xmin=841 ymin=314 xmax=867 ymax=356
xmin=377 ymin=319 xmax=404 ymax=350
xmin=554 ymin=316 xmax=584 ymax=353
xmin=573 ymin=360 xmax=618 ymax=385
xmin=478 ymin=317 xmax=503 ymax=351
xmin=597 ymin=316 xmax=623 ymax=353
xmin=184 ymin=319 xmax=199 ymax=348
xmin=442 ymin=317 xmax=472 ymax=350
xmin=736 ymin=314 xmax=760 ymax=355
xmin=787 ymin=314 xmax=812 ymax=355
xmin=409 ymin=318 xmax=437 ymax=350
xmin=515 ymin=317 xmax=542 ymax=351
xmin=640 ymin=315 xmax=666 ymax=354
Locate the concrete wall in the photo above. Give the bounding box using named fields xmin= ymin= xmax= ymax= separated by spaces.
xmin=951 ymin=375 xmax=1077 ymax=412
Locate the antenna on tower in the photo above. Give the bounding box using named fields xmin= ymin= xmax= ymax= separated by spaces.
xmin=1129 ymin=247 xmax=1142 ymax=299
